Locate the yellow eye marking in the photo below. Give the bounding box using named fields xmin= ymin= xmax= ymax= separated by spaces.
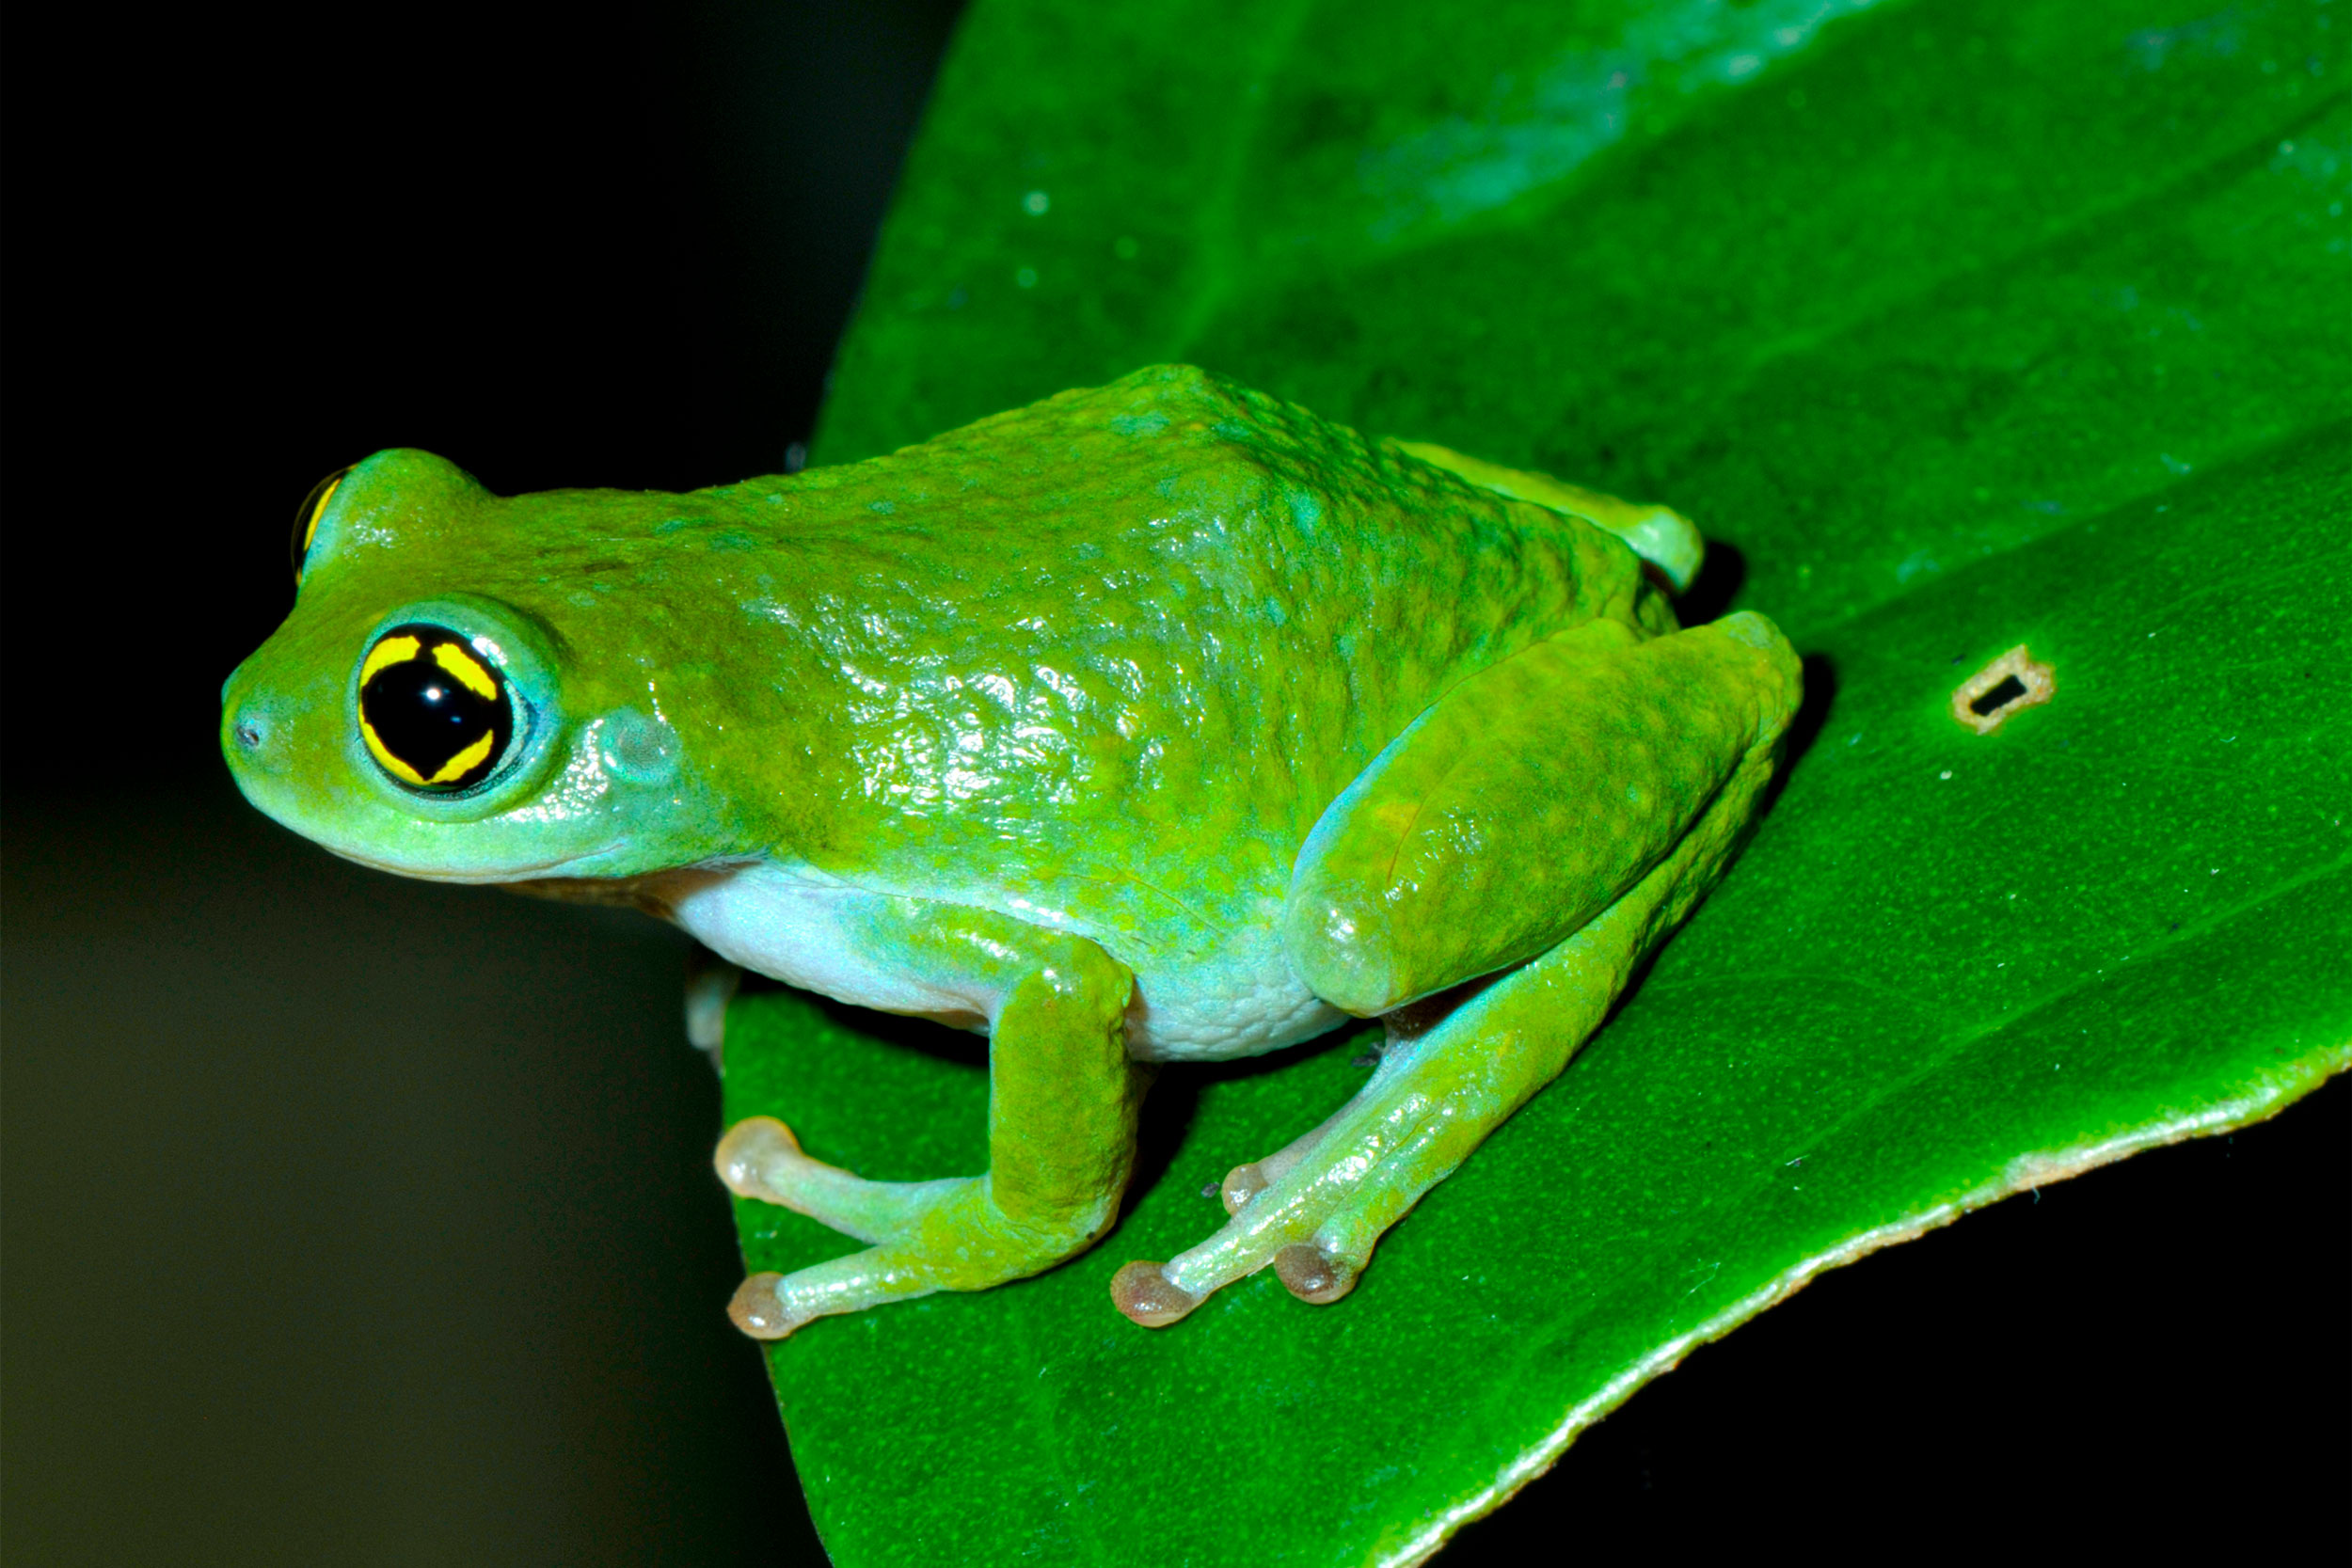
xmin=361 ymin=634 xmax=422 ymax=685
xmin=431 ymin=642 xmax=500 ymax=700
xmin=360 ymin=717 xmax=429 ymax=784
xmin=428 ymin=730 xmax=496 ymax=784
xmin=301 ymin=475 xmax=344 ymax=556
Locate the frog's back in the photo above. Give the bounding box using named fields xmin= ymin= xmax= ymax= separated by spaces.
xmin=667 ymin=367 xmax=1666 ymax=1056
xmin=756 ymin=368 xmax=1651 ymax=790
xmin=702 ymin=367 xmax=1659 ymax=922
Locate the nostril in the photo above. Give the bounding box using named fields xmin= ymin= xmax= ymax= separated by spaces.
xmin=234 ymin=719 xmax=264 ymax=749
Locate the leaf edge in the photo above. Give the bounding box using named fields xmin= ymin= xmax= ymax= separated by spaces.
xmin=1378 ymin=1041 xmax=2352 ymax=1567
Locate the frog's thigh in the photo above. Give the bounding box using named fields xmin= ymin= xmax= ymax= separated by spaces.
xmin=720 ymin=909 xmax=1150 ymax=1339
xmin=1282 ymin=610 xmax=1801 ymax=1018
xmin=1117 ymin=735 xmax=1786 ymax=1324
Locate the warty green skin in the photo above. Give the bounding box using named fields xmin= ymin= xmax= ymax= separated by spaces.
xmin=221 ymin=363 xmax=1801 ymax=1336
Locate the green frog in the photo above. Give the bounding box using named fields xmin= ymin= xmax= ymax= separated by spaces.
xmin=221 ymin=364 xmax=1800 ymax=1338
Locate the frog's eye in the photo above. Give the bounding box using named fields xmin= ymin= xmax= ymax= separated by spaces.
xmin=358 ymin=624 xmax=522 ymax=792
xmin=291 ymin=466 xmax=355 ymax=583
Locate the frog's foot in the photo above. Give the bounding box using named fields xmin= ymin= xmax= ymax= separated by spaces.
xmin=1105 ymin=1101 xmax=1358 ymax=1323
xmin=1111 ymin=1002 xmax=1518 ymax=1325
xmin=1207 ymin=996 xmax=1454 ymax=1218
xmin=717 ymin=1117 xmax=1030 ymax=1340
xmin=717 ymin=1113 xmax=1126 ymax=1340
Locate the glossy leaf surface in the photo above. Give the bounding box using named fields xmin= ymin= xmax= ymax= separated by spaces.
xmin=729 ymin=0 xmax=2351 ymax=1560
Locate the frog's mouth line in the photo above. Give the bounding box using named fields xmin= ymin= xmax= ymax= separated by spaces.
xmin=324 ymin=843 xmax=630 ymax=886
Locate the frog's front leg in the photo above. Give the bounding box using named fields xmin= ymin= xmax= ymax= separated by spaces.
xmin=1113 ymin=611 xmax=1802 ymax=1325
xmin=719 ymin=910 xmax=1149 ymax=1338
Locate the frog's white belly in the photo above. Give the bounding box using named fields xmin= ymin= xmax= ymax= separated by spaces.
xmin=664 ymin=861 xmax=1348 ymax=1063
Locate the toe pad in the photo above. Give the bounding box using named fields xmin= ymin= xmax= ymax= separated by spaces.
xmin=727 ymin=1271 xmax=803 ymax=1339
xmin=1219 ymin=1162 xmax=1269 ymax=1216
xmin=714 ymin=1117 xmax=802 ymax=1199
xmin=1110 ymin=1260 xmax=1200 ymax=1327
xmin=1274 ymin=1244 xmax=1357 ymax=1305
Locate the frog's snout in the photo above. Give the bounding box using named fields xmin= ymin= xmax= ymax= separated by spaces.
xmin=221 ymin=684 xmax=291 ymax=776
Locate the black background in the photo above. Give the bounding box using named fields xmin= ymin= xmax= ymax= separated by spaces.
xmin=3 ymin=4 xmax=2344 ymax=1563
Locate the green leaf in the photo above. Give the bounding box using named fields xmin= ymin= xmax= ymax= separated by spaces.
xmin=732 ymin=0 xmax=2351 ymax=1560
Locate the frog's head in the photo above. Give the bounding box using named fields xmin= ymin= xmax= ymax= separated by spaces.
xmin=221 ymin=450 xmax=753 ymax=885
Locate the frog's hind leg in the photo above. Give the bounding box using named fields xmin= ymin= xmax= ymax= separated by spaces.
xmin=1112 ymin=611 xmax=1801 ymax=1324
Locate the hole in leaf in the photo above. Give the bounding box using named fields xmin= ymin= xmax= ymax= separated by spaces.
xmin=1951 ymin=645 xmax=2055 ymax=735
xmin=1968 ymin=673 xmax=2030 ymax=716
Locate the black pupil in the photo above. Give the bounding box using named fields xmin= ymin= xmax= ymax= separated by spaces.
xmin=360 ymin=626 xmax=514 ymax=790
